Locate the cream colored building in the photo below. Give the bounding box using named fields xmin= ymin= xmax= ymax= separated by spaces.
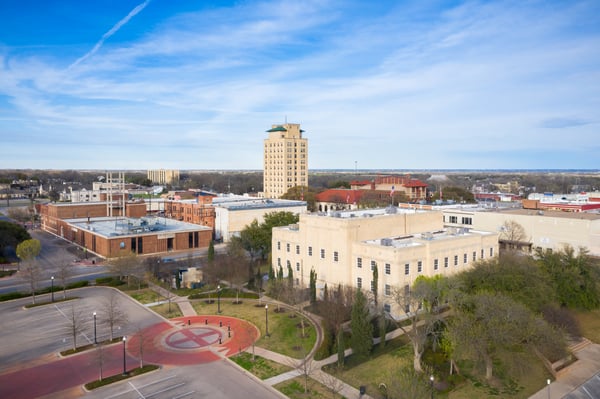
xmin=263 ymin=123 xmax=308 ymax=198
xmin=214 ymin=196 xmax=307 ymax=242
xmin=442 ymin=207 xmax=600 ymax=257
xmin=272 ymin=208 xmax=498 ymax=319
xmin=148 ymin=169 xmax=180 ymax=185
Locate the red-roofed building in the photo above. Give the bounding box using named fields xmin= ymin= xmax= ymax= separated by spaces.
xmin=315 ymin=189 xmax=363 ymax=212
xmin=350 ymin=175 xmax=428 ymax=202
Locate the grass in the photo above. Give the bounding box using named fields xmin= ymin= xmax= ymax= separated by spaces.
xmin=127 ymin=288 xmax=165 ymax=304
xmin=151 ymin=302 xmax=183 ymax=318
xmin=84 ymin=364 xmax=159 ymax=390
xmin=275 ymin=376 xmax=346 ymax=399
xmin=230 ymin=352 xmax=293 ymax=379
xmin=574 ymin=308 xmax=600 ymax=343
xmin=192 ymin=299 xmax=316 ymax=358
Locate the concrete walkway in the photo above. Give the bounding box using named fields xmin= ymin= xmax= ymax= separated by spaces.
xmin=148 ymin=282 xmax=197 ymax=317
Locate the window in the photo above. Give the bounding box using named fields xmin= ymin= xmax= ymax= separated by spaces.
xmin=473 ymin=251 xmax=477 ymax=261
xmin=481 ymin=249 xmax=484 ymax=259
xmin=320 ymin=248 xmax=325 ymax=259
xmin=334 ymin=251 xmax=339 ymax=262
xmin=277 ymin=258 xmax=281 ymax=266
xmin=296 ymin=245 xmax=300 ymax=255
xmin=404 ymin=263 xmax=410 ymax=275
xmin=357 ymin=257 xmax=362 ymax=268
xmin=461 ymin=217 xmax=472 ymax=225
xmin=371 ymin=280 xmax=376 ymax=293
xmin=385 ymin=263 xmax=391 ymax=275
xmin=454 ymin=255 xmax=458 ymax=266
xmin=296 ymin=262 xmax=300 ymax=272
xmin=286 ymin=260 xmax=291 ymax=268
xmin=385 ymin=284 xmax=391 ymax=296
xmin=490 ymin=247 xmax=494 ymax=256
xmin=277 ymin=241 xmax=281 ymax=250
xmin=463 ymin=253 xmax=467 ymax=264
xmin=449 ymin=215 xmax=458 ymax=223
xmin=444 ymin=257 xmax=448 ymax=268
xmin=308 ymin=246 xmax=312 ymax=256
xmin=417 ymin=261 xmax=422 ymax=273
xmin=384 ymin=304 xmax=391 ymax=313
xmin=286 ymin=243 xmax=290 ymax=252
xmin=371 ymin=260 xmax=376 ymax=271
xmin=434 ymin=259 xmax=439 ymax=270
xmin=357 ymin=277 xmax=362 ymax=289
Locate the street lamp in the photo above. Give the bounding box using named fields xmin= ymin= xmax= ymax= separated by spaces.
xmin=547 ymin=378 xmax=551 ymax=399
xmin=93 ymin=312 xmax=97 ymax=344
xmin=50 ymin=276 xmax=54 ymax=302
xmin=122 ymin=336 xmax=127 ymax=375
xmin=265 ymin=304 xmax=269 ymax=337
xmin=430 ymin=375 xmax=434 ymax=399
xmin=217 ymin=285 xmax=222 ymax=313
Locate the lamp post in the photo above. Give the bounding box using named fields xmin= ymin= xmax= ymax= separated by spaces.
xmin=430 ymin=375 xmax=434 ymax=399
xmin=265 ymin=304 xmax=269 ymax=337
xmin=122 ymin=336 xmax=127 ymax=375
xmin=93 ymin=312 xmax=97 ymax=344
xmin=217 ymin=285 xmax=222 ymax=314
xmin=547 ymin=378 xmax=551 ymax=399
xmin=50 ymin=276 xmax=54 ymax=302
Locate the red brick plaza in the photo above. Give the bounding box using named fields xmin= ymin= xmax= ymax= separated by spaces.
xmin=0 ymin=315 xmax=259 ymax=399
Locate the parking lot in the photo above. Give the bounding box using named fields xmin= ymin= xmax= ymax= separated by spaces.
xmin=0 ymin=287 xmax=284 ymax=399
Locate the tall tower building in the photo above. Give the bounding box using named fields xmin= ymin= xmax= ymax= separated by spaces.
xmin=263 ymin=123 xmax=308 ymax=198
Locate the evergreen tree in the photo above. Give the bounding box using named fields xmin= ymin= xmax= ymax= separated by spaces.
xmin=350 ymin=289 xmax=373 ymax=360
xmin=372 ymin=264 xmax=378 ymax=307
xmin=309 ymin=269 xmax=317 ymax=304
xmin=207 ymin=240 xmax=215 ymax=262
xmin=337 ymin=327 xmax=345 ymax=368
xmin=287 ymin=264 xmax=294 ymax=289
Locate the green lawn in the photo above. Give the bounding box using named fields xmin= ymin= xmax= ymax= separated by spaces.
xmin=275 ymin=376 xmax=347 ymax=399
xmin=151 ymin=302 xmax=183 ymax=318
xmin=574 ymin=309 xmax=600 ymax=343
xmin=127 ymin=288 xmax=165 ymax=304
xmin=192 ymin=299 xmax=316 ymax=358
xmin=230 ymin=352 xmax=292 ymax=379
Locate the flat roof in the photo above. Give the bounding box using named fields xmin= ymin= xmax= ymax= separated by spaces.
xmin=364 ymin=227 xmax=494 ymax=248
xmin=214 ymin=198 xmax=306 ymax=211
xmin=491 ymin=208 xmax=600 ymax=221
xmin=311 ymin=207 xmax=428 ymax=219
xmin=66 ymin=216 xmax=210 ymax=239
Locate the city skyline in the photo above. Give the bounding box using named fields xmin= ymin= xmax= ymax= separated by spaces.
xmin=1 ymin=0 xmax=598 ymax=170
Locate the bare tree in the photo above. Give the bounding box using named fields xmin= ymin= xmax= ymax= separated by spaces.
xmin=94 ymin=342 xmax=107 ymax=381
xmin=100 ymin=290 xmax=128 ymax=341
xmin=21 ymin=260 xmax=42 ymax=304
xmin=499 ymin=220 xmax=529 ymax=251
xmin=321 ymin=370 xmax=346 ymax=399
xmin=56 ymin=255 xmax=74 ymax=299
xmin=392 ymin=276 xmax=446 ymax=373
xmin=133 ymin=324 xmax=148 ymax=369
xmin=109 ymin=251 xmax=138 ymax=287
xmin=65 ymin=303 xmax=85 ymax=350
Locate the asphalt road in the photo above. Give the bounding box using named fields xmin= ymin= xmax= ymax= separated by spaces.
xmin=0 ymin=229 xmax=112 ymax=295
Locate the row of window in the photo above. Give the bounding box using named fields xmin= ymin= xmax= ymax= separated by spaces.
xmin=445 ymin=215 xmax=473 ymax=225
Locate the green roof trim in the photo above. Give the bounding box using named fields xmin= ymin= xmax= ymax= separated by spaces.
xmin=266 ymin=126 xmax=287 ymax=132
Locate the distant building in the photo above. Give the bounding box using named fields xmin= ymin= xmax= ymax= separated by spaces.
xmin=263 ymin=123 xmax=308 ymax=198
xmin=314 ymin=189 xmax=363 ymax=212
xmin=148 ymin=169 xmax=180 ymax=185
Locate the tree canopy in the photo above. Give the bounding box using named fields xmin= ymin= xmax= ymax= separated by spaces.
xmin=237 ymin=211 xmax=300 ymax=260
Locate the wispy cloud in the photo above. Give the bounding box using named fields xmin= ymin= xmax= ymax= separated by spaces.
xmin=68 ymin=0 xmax=152 ymax=69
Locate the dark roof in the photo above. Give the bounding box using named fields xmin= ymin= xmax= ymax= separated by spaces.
xmin=266 ymin=126 xmax=287 ymax=132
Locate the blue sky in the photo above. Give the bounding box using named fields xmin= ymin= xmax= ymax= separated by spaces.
xmin=0 ymin=0 xmax=598 ymax=170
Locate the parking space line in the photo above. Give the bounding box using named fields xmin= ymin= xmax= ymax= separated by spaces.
xmin=172 ymin=391 xmax=195 ymax=399
xmin=128 ymin=381 xmax=146 ymax=399
xmin=144 ymin=382 xmax=186 ymax=398
xmin=134 ymin=374 xmax=178 ymax=389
